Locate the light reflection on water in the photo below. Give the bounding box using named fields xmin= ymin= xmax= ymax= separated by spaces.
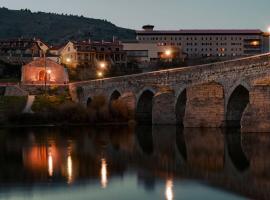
xmin=0 ymin=126 xmax=267 ymax=200
xmin=100 ymin=158 xmax=108 ymax=188
xmin=165 ymin=179 xmax=174 ymax=200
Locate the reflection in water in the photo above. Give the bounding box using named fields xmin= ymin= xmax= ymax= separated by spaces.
xmin=176 ymin=128 xmax=187 ymax=162
xmin=101 ymin=158 xmax=108 ymax=188
xmin=136 ymin=126 xmax=153 ymax=155
xmin=165 ymin=179 xmax=174 ymax=200
xmin=67 ymin=154 xmax=73 ymax=184
xmin=226 ymin=129 xmax=250 ymax=172
xmin=1 ymin=126 xmax=270 ymax=200
xmin=48 ymin=150 xmax=53 ymax=177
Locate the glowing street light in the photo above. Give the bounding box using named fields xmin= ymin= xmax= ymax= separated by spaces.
xmin=268 ymin=27 xmax=270 ymax=34
xmin=97 ymin=71 xmax=104 ymax=78
xmin=165 ymin=49 xmax=172 ymax=57
xmin=66 ymin=58 xmax=71 ymax=63
xmin=99 ymin=62 xmax=107 ymax=69
xmin=47 ymin=69 xmax=52 ymax=75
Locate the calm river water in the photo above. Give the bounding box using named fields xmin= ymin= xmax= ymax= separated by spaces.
xmin=0 ymin=126 xmax=268 ymax=200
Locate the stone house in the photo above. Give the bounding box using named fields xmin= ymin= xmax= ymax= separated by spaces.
xmin=60 ymin=40 xmax=127 ymax=69
xmin=21 ymin=58 xmax=69 ymax=84
xmin=0 ymin=38 xmax=49 ymax=65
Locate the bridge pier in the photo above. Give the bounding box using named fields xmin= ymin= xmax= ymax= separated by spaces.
xmin=118 ymin=92 xmax=136 ymax=119
xmin=184 ymin=82 xmax=225 ymax=128
xmin=241 ymin=85 xmax=270 ymax=133
xmin=152 ymin=90 xmax=176 ymax=125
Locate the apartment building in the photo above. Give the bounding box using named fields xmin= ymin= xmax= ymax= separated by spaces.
xmin=136 ymin=25 xmax=270 ymax=59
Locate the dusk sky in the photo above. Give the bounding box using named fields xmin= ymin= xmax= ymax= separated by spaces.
xmin=1 ymin=0 xmax=270 ymax=31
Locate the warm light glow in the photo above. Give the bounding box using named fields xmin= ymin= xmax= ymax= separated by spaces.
xmin=47 ymin=69 xmax=52 ymax=74
xmin=165 ymin=49 xmax=172 ymax=56
xmin=48 ymin=151 xmax=53 ymax=177
xmin=251 ymin=41 xmax=259 ymax=46
xmin=100 ymin=158 xmax=108 ymax=188
xmin=165 ymin=179 xmax=174 ymax=200
xmin=268 ymin=27 xmax=270 ymax=33
xmin=67 ymin=155 xmax=73 ymax=184
xmin=66 ymin=58 xmax=71 ymax=63
xmin=97 ymin=71 xmax=104 ymax=78
xmin=99 ymin=62 xmax=107 ymax=69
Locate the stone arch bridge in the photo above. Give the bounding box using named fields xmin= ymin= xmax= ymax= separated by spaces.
xmin=69 ymin=53 xmax=270 ymax=132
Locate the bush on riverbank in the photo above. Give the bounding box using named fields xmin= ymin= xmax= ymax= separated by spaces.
xmin=5 ymin=94 xmax=134 ymax=126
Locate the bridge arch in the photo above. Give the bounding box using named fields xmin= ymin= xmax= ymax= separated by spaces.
xmin=136 ymin=89 xmax=155 ymax=124
xmin=109 ymin=90 xmax=122 ymax=115
xmin=175 ymin=89 xmax=187 ymax=127
xmin=226 ymin=85 xmax=250 ymax=127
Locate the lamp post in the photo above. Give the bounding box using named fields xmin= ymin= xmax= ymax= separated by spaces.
xmin=44 ymin=51 xmax=47 ymax=96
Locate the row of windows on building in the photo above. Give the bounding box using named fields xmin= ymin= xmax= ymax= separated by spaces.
xmin=68 ymin=53 xmax=125 ymax=62
xmin=67 ymin=46 xmax=121 ymax=52
xmin=185 ymin=48 xmax=243 ymax=52
xmin=195 ymin=53 xmax=241 ymax=57
xmin=139 ymin=36 xmax=244 ymax=41
xmin=157 ymin=42 xmax=243 ymax=47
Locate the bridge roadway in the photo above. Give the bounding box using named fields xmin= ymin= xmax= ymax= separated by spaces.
xmin=69 ymin=53 xmax=270 ymax=132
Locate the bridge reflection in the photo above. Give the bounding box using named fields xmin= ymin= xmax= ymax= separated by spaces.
xmin=0 ymin=126 xmax=269 ymax=199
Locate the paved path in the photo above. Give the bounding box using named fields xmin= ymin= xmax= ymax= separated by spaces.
xmin=23 ymin=95 xmax=35 ymax=114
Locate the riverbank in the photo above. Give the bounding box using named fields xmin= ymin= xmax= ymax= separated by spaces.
xmin=0 ymin=94 xmax=135 ymax=127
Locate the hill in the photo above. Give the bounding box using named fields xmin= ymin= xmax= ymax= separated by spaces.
xmin=0 ymin=7 xmax=136 ymax=44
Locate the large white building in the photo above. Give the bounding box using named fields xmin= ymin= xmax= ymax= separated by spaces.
xmin=136 ymin=25 xmax=270 ymax=59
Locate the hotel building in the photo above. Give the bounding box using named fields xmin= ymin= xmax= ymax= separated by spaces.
xmin=136 ymin=25 xmax=270 ymax=59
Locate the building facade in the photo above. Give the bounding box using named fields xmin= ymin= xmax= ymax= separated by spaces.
xmin=136 ymin=25 xmax=270 ymax=59
xmin=0 ymin=38 xmax=49 ymax=65
xmin=123 ymin=42 xmax=184 ymax=64
xmin=60 ymin=40 xmax=127 ymax=68
xmin=21 ymin=58 xmax=69 ymax=84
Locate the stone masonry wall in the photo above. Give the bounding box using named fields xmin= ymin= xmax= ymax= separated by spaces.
xmin=152 ymin=90 xmax=176 ymax=125
xmin=242 ymin=85 xmax=270 ymax=132
xmin=184 ymin=83 xmax=225 ymax=128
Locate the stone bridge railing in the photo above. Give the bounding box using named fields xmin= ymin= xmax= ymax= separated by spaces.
xmin=69 ymin=53 xmax=270 ymax=132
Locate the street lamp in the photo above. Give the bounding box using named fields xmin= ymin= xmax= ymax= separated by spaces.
xmin=66 ymin=58 xmax=71 ymax=63
xmin=165 ymin=49 xmax=172 ymax=57
xmin=99 ymin=61 xmax=107 ymax=69
xmin=97 ymin=71 xmax=104 ymax=78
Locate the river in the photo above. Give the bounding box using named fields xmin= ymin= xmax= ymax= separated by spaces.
xmin=0 ymin=126 xmax=267 ymax=200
